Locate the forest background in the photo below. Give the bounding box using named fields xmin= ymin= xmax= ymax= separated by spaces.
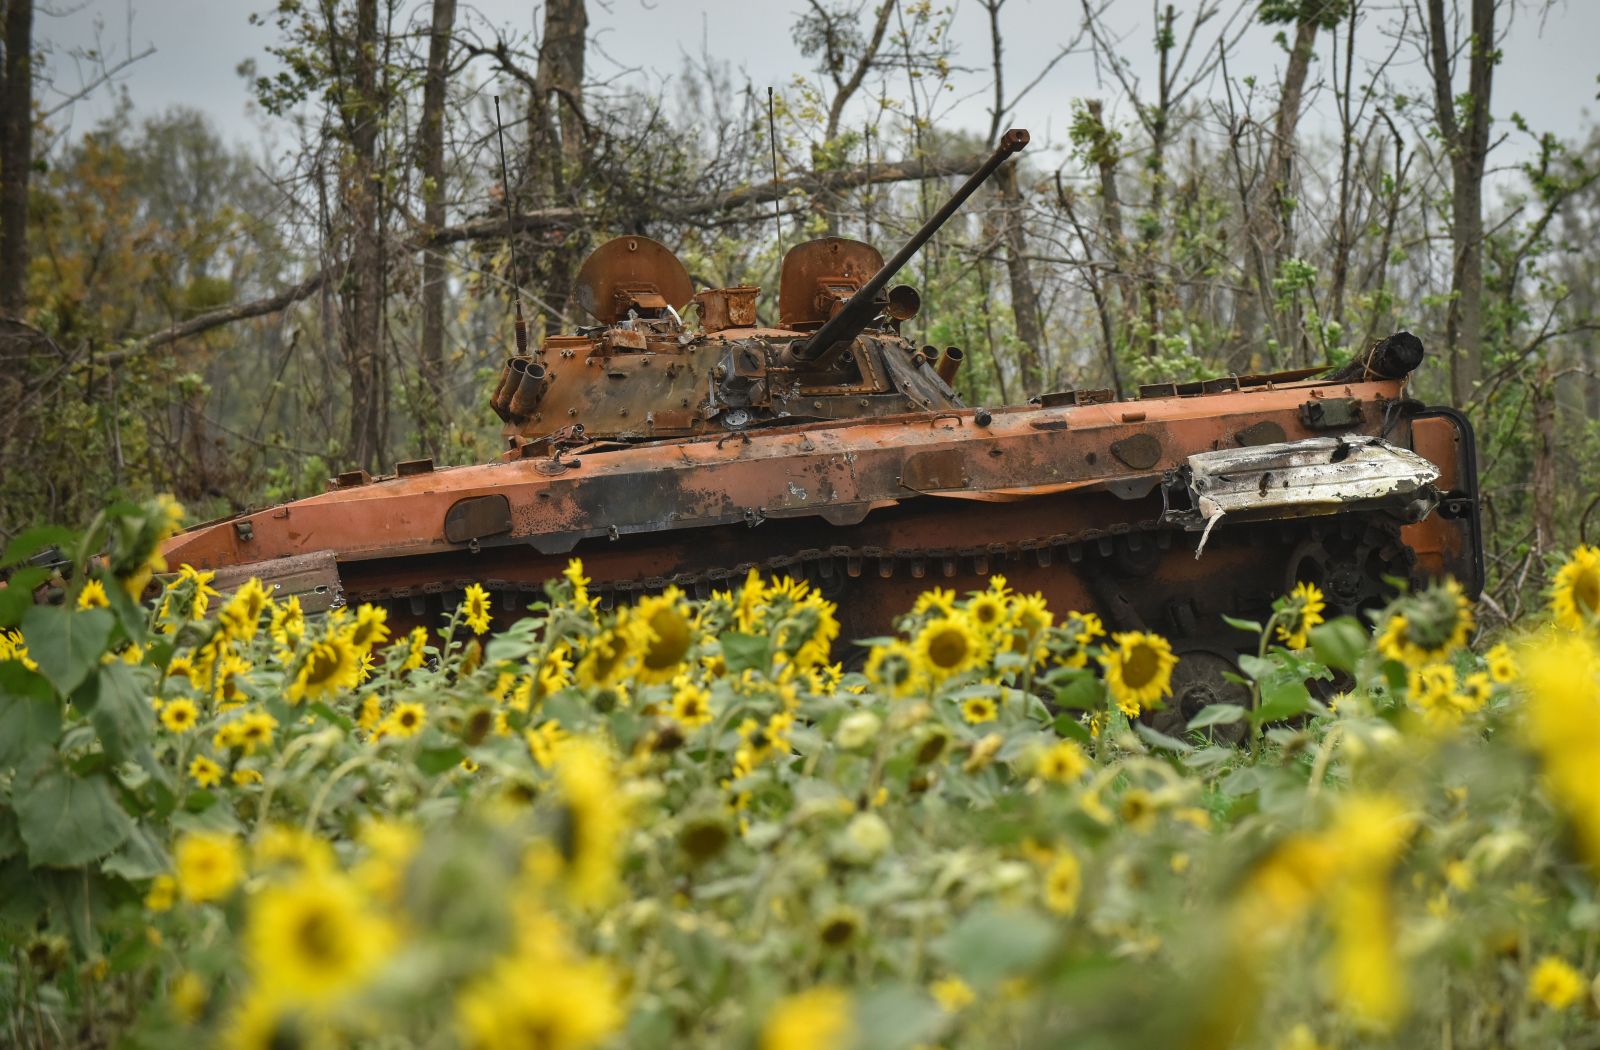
xmin=1 ymin=0 xmax=1597 ymax=628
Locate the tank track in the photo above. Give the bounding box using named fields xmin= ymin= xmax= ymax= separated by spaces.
xmin=361 ymin=512 xmax=1417 ymax=631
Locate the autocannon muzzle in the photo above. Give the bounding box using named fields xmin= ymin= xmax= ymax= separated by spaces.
xmin=785 ymin=128 xmax=1029 ymax=366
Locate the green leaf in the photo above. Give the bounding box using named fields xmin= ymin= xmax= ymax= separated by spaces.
xmin=1052 ymin=713 xmax=1093 ymax=744
xmin=1 ymin=525 xmax=75 ymax=569
xmin=934 ymin=904 xmax=1056 ymax=987
xmin=417 ymin=746 xmax=465 ymax=775
xmin=854 ymin=985 xmax=943 ymax=1050
xmin=0 ymin=807 xmax=21 ymax=860
xmin=0 ymin=685 xmax=62 ymax=770
xmin=719 ymin=632 xmax=769 ymax=674
xmin=1236 ymin=653 xmax=1272 ymax=682
xmin=1310 ymin=617 xmax=1368 ymax=673
xmin=0 ymin=566 xmax=50 ymax=627
xmin=1251 ymin=679 xmax=1313 ymax=725
xmin=21 ymin=605 xmax=114 ymax=695
xmin=14 ymin=755 xmax=134 ymax=868
xmin=89 ymin=663 xmax=153 ymax=763
xmin=1220 ymin=614 xmax=1263 ymax=635
xmin=1134 ymin=723 xmax=1193 ymax=753
xmin=310 ymin=701 xmax=354 ymax=731
xmin=101 ymin=823 xmax=169 ymax=881
xmin=1186 ymin=703 xmax=1246 ymax=730
xmin=1051 ymin=672 xmax=1103 ymax=711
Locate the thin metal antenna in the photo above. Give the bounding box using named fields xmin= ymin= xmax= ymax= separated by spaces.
xmin=767 ymin=87 xmax=784 ymax=256
xmin=493 ymin=95 xmax=529 ymax=356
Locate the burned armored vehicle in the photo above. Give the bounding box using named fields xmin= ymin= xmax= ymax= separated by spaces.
xmin=162 ymin=127 xmax=1482 ymax=722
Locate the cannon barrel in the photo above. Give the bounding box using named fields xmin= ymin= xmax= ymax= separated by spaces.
xmin=788 ymin=128 xmax=1029 ymax=363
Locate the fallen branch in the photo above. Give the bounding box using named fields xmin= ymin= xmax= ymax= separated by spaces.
xmin=118 ymin=153 xmax=986 ymax=357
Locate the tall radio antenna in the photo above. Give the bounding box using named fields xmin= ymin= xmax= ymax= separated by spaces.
xmin=493 ymin=95 xmax=529 ymax=357
xmin=767 ymin=87 xmax=784 ymax=256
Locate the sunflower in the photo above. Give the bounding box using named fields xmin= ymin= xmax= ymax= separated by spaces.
xmin=760 ymin=987 xmax=854 ymax=1050
xmin=1035 ymin=739 xmax=1088 ymax=783
xmin=967 ymin=591 xmax=1010 ymax=635
xmin=1006 ymin=592 xmax=1054 ymax=651
xmin=170 ymin=564 xmax=221 ymax=622
xmin=345 ymin=604 xmax=391 ymax=654
xmin=1043 ymin=852 xmax=1082 ymax=916
xmin=961 ymin=696 xmax=998 ymax=724
xmin=525 ymin=721 xmax=568 ymax=769
xmin=270 ymin=595 xmax=305 ymax=647
xmin=1375 ymin=579 xmax=1474 ymax=665
xmin=213 ymin=654 xmax=252 ymax=708
xmin=1120 ymin=788 xmax=1158 ymax=832
xmin=1275 ymin=581 xmax=1327 ymax=650
xmin=1553 ymin=545 xmax=1600 ymax=631
xmin=1051 ymin=611 xmax=1106 ymax=669
xmin=237 ymin=711 xmax=278 ymax=754
xmin=562 ymin=558 xmax=593 ymax=608
xmin=575 ymin=628 xmax=631 ymax=688
xmin=1099 ymin=631 xmax=1178 ymax=717
xmin=77 ymin=578 xmax=110 ymax=610
xmin=1407 ymin=663 xmax=1467 ymax=727
xmin=1484 ymin=642 xmax=1517 ymax=684
xmin=456 ymin=949 xmax=622 ymax=1050
xmin=175 ymin=831 xmax=243 ymax=903
xmin=188 ymin=755 xmax=223 ymax=788
xmin=244 ymin=868 xmax=394 ymax=1005
xmin=402 ymin=626 xmax=430 ymax=671
xmin=552 ymin=737 xmax=625 ymax=907
xmin=670 ymin=681 xmax=714 ymax=728
xmin=1528 ymin=955 xmax=1586 ymax=1010
xmin=219 ymin=578 xmax=273 ymax=642
xmin=160 ymin=698 xmax=199 ymax=734
xmin=914 ymin=614 xmax=984 ymax=682
xmin=462 ymin=583 xmax=493 ymax=635
xmin=286 ymin=635 xmax=361 ymax=704
xmin=911 ymin=587 xmax=958 ymax=619
xmin=816 ymin=906 xmax=863 ymax=949
xmin=628 ymin=587 xmax=695 ymax=683
xmin=931 ymin=976 xmax=976 ymax=1013
xmin=865 ymin=640 xmax=920 ymax=698
xmin=383 ymin=702 xmax=427 ymax=738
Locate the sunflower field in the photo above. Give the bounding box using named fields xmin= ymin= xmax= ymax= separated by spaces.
xmin=4 ymin=498 xmax=1600 ymax=1050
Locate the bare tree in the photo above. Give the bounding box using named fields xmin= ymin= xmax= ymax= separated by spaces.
xmin=1 ymin=0 xmax=33 ymax=317
xmin=1420 ymin=0 xmax=1501 ymax=405
xmin=417 ymin=0 xmax=457 ymax=459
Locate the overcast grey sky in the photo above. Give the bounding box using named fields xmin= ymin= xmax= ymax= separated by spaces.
xmin=34 ymin=0 xmax=1600 ymax=192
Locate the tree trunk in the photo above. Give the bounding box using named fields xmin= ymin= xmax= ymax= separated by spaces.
xmin=1532 ymin=357 xmax=1556 ymax=554
xmin=995 ymin=162 xmax=1045 ymax=389
xmin=417 ymin=0 xmax=455 ymax=459
xmin=1256 ymin=15 xmax=1320 ymax=358
xmin=1427 ymin=0 xmax=1496 ymax=406
xmin=342 ymin=0 xmax=385 ymax=470
xmin=1 ymin=0 xmax=33 ymax=318
xmin=523 ymin=0 xmax=588 ymax=335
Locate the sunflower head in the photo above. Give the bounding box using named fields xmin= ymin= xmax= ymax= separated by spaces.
xmin=287 ymin=635 xmax=360 ymax=704
xmin=865 ymin=640 xmax=920 ymax=698
xmin=461 ymin=583 xmax=493 ymax=635
xmin=914 ymin=614 xmax=984 ymax=683
xmin=1098 ymin=631 xmax=1178 ymax=717
xmin=1274 ymin=581 xmax=1327 ymax=650
xmin=1553 ymin=545 xmax=1600 ymax=631
xmin=628 ymin=589 xmax=695 ymax=683
xmin=1378 ymin=579 xmax=1474 ymax=665
xmin=967 ymin=592 xmax=1009 ymax=634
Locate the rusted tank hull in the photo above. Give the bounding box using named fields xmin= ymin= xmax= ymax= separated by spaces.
xmin=163 ymin=374 xmax=1481 ymax=665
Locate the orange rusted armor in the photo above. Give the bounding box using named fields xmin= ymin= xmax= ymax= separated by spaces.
xmin=164 ymin=127 xmax=1482 ymax=729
